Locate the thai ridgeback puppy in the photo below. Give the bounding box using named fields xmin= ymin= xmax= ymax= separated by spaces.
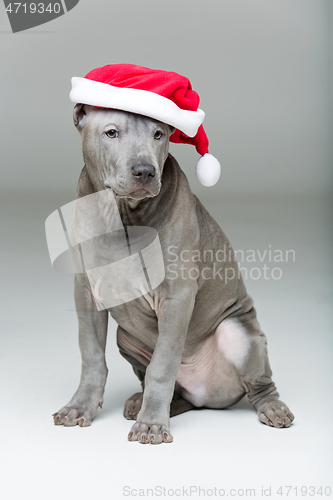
xmin=53 ymin=105 xmax=294 ymax=444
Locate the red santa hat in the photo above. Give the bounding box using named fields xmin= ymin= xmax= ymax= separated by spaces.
xmin=69 ymin=64 xmax=221 ymax=187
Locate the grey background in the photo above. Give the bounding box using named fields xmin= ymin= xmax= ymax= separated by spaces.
xmin=0 ymin=1 xmax=332 ymax=499
xmin=0 ymin=0 xmax=332 ymax=196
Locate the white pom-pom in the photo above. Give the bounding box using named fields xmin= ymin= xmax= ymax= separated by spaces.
xmin=195 ymin=153 xmax=221 ymax=187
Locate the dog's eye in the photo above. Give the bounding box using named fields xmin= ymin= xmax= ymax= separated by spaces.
xmin=105 ymin=129 xmax=118 ymax=138
xmin=154 ymin=130 xmax=164 ymax=140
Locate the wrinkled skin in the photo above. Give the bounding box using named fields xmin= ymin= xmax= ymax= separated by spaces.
xmin=53 ymin=106 xmax=294 ymax=442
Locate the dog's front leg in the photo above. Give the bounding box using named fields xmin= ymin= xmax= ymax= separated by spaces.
xmin=128 ymin=294 xmax=195 ymax=444
xmin=53 ymin=273 xmax=108 ymax=427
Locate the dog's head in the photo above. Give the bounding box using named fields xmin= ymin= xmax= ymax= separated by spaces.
xmin=74 ymin=104 xmax=175 ymax=200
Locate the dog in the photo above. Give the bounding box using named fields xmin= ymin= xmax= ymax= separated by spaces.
xmin=52 ymin=104 xmax=294 ymax=444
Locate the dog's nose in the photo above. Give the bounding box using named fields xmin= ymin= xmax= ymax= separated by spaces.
xmin=131 ymin=164 xmax=155 ymax=184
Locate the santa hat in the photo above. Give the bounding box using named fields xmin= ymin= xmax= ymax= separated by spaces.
xmin=69 ymin=64 xmax=221 ymax=187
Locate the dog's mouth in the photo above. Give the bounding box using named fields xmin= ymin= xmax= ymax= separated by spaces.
xmin=129 ymin=187 xmax=151 ymax=198
xmin=107 ymin=184 xmax=161 ymax=200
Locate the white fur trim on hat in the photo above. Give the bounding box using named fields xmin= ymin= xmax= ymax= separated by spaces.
xmin=196 ymin=154 xmax=221 ymax=187
xmin=70 ymin=77 xmax=205 ymax=138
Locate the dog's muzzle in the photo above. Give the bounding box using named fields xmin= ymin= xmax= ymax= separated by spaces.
xmin=131 ymin=164 xmax=156 ymax=185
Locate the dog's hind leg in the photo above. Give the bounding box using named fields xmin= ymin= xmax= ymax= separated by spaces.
xmin=170 ymin=392 xmax=195 ymax=417
xmin=117 ymin=327 xmax=147 ymax=420
xmin=123 ymin=388 xmax=194 ymax=420
xmin=217 ymin=299 xmax=295 ymax=428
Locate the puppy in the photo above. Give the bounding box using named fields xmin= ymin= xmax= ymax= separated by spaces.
xmin=52 ymin=104 xmax=294 ymax=444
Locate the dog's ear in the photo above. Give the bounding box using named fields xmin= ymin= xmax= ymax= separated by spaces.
xmin=73 ymin=103 xmax=89 ymax=132
xmin=168 ymin=125 xmax=176 ymax=136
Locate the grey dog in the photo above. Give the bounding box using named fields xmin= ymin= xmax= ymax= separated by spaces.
xmin=52 ymin=104 xmax=294 ymax=444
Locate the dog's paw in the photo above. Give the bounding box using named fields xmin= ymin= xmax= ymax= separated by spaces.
xmin=128 ymin=422 xmax=173 ymax=444
xmin=123 ymin=392 xmax=143 ymax=420
xmin=52 ymin=399 xmax=102 ymax=427
xmin=257 ymin=400 xmax=294 ymax=428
